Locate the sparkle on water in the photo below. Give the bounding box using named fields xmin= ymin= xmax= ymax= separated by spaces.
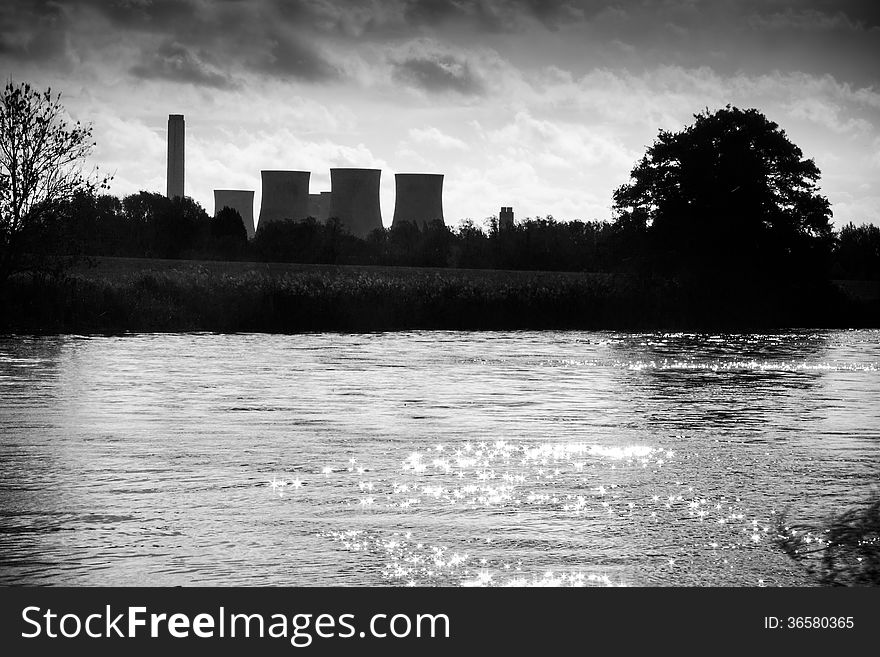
xmin=268 ymin=437 xmax=787 ymax=586
xmin=0 ymin=329 xmax=877 ymax=586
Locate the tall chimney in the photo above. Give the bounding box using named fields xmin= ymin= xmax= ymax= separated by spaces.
xmin=166 ymin=114 xmax=185 ymax=199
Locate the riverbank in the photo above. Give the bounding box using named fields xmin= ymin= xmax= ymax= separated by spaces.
xmin=1 ymin=256 xmax=876 ymax=333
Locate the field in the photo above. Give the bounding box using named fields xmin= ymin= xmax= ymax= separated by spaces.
xmin=0 ymin=256 xmax=874 ymax=333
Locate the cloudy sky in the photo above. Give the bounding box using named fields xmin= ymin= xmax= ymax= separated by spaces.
xmin=2 ymin=0 xmax=879 ymax=229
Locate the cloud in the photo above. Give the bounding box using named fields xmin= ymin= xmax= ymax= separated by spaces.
xmin=130 ymin=41 xmax=234 ymax=88
xmin=520 ymin=65 xmax=880 ymax=137
xmin=399 ymin=0 xmax=593 ymax=32
xmin=247 ymin=29 xmax=340 ymax=81
xmin=826 ymin=193 xmax=880 ymax=224
xmin=390 ymin=42 xmax=486 ymax=94
xmin=408 ymin=126 xmax=469 ymax=150
xmin=5 ymin=0 xmax=878 ymax=229
xmin=486 ymin=110 xmax=635 ymax=173
xmin=748 ymin=7 xmax=877 ymax=32
xmin=0 ymin=0 xmax=73 ymax=64
xmin=0 ymin=0 xmax=342 ymax=85
xmin=787 ymin=97 xmax=873 ymax=134
xmin=870 ymin=138 xmax=880 ymax=169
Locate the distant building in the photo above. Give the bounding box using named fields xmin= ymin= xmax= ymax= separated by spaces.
xmin=308 ymin=191 xmax=332 ymax=223
xmin=214 ymin=190 xmax=255 ymax=239
xmin=392 ymin=173 xmax=444 ymax=228
xmin=499 ymin=206 xmax=514 ymax=230
xmin=329 ymin=168 xmax=382 ymax=238
xmin=258 ymin=170 xmax=310 ymax=229
xmin=166 ymin=114 xmax=184 ymax=199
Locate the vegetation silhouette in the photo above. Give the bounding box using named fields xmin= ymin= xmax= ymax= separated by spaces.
xmin=0 ymin=81 xmax=110 ymax=283
xmin=775 ymin=491 xmax=880 ymax=586
xmin=210 ymin=206 xmax=248 ymax=258
xmin=1 ymin=81 xmax=878 ymax=331
xmin=5 ymin=187 xmax=878 ymax=332
xmin=613 ymin=106 xmax=834 ymax=280
xmin=833 ymin=223 xmax=880 ymax=280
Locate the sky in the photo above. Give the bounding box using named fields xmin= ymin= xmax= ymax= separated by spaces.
xmin=2 ymin=0 xmax=879 ymax=230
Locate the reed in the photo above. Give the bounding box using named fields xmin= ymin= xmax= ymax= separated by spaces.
xmin=0 ymin=258 xmax=871 ymax=333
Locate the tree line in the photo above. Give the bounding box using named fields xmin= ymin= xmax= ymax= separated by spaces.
xmin=2 ymin=80 xmax=879 ymax=282
xmin=24 ymin=187 xmax=878 ymax=280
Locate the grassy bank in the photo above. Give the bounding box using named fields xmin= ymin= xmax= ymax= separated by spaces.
xmin=1 ymin=257 xmax=876 ymax=333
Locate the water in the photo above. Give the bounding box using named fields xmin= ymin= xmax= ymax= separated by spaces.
xmin=1 ymin=330 xmax=878 ymax=587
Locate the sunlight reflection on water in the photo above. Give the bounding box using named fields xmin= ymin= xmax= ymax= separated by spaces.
xmin=0 ymin=329 xmax=878 ymax=586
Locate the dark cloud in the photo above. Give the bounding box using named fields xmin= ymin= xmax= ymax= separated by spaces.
xmin=516 ymin=0 xmax=589 ymax=27
xmin=96 ymin=0 xmax=341 ymax=82
xmin=0 ymin=0 xmax=73 ymax=64
xmin=0 ymin=0 xmax=340 ymax=85
xmin=399 ymin=0 xmax=591 ymax=32
xmin=130 ymin=41 xmax=233 ymax=88
xmin=392 ymin=51 xmax=485 ymax=94
xmin=1 ymin=0 xmax=877 ymax=89
xmin=401 ymin=0 xmax=463 ymax=25
xmin=81 ymin=0 xmax=203 ymax=33
xmin=250 ymin=29 xmax=340 ymax=81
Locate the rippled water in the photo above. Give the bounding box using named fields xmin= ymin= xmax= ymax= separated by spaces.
xmin=1 ymin=330 xmax=878 ymax=587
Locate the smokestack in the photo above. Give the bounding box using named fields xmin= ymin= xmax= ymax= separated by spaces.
xmin=392 ymin=173 xmax=444 ymax=228
xmin=214 ymin=190 xmax=255 ymax=239
xmin=329 ymin=168 xmax=382 ymax=238
xmin=257 ymin=170 xmax=310 ymax=230
xmin=499 ymin=206 xmax=514 ymax=230
xmin=166 ymin=114 xmax=184 ymax=199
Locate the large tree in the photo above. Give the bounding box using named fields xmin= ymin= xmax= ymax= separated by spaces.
xmin=612 ymin=106 xmax=833 ymax=277
xmin=0 ymin=81 xmax=109 ymax=281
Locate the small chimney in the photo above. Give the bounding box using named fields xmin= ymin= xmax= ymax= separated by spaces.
xmin=499 ymin=206 xmax=514 ymax=229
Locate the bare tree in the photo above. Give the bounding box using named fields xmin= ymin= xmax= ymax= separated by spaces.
xmin=0 ymin=80 xmax=110 ymax=281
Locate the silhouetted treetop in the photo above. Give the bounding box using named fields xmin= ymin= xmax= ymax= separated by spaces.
xmin=0 ymin=81 xmax=110 ymax=281
xmin=613 ymin=106 xmax=833 ymax=276
xmin=212 ymin=206 xmax=247 ymax=242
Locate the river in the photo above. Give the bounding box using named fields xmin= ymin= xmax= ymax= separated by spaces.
xmin=1 ymin=330 xmax=877 ymax=586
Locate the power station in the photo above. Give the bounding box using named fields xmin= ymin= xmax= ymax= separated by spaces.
xmin=214 ymin=190 xmax=256 ymax=239
xmin=329 ymin=168 xmax=383 ymax=238
xmin=166 ymin=114 xmax=185 ymax=199
xmin=163 ymin=114 xmax=508 ymax=238
xmin=258 ymin=170 xmax=310 ymax=227
xmin=392 ymin=173 xmax=444 ymax=228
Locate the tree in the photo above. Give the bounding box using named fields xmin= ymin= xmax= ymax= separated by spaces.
xmin=0 ymin=81 xmax=110 ymax=281
xmin=834 ymin=222 xmax=880 ymax=280
xmin=612 ymin=106 xmax=833 ymax=277
xmin=121 ymin=191 xmax=210 ymax=259
xmin=212 ymin=206 xmax=247 ymax=242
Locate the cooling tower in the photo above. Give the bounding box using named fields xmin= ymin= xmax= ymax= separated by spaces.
xmin=319 ymin=191 xmax=331 ymax=222
xmin=258 ymin=170 xmax=310 ymax=229
xmin=392 ymin=173 xmax=444 ymax=228
xmin=329 ymin=168 xmax=382 ymax=238
xmin=214 ymin=190 xmax=256 ymax=239
xmin=308 ymin=191 xmax=332 ymax=223
xmin=166 ymin=114 xmax=184 ymax=199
